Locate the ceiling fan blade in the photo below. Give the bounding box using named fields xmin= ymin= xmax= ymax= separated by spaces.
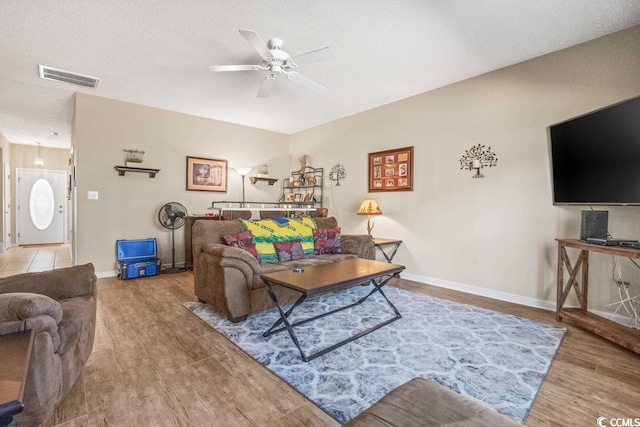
xmin=209 ymin=64 xmax=261 ymax=72
xmin=239 ymin=29 xmax=272 ymax=59
xmin=257 ymin=76 xmax=277 ymax=98
xmin=289 ymin=72 xmax=327 ymax=94
xmin=291 ymin=47 xmax=336 ymax=67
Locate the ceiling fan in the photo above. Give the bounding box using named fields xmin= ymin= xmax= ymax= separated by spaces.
xmin=209 ymin=30 xmax=336 ymax=98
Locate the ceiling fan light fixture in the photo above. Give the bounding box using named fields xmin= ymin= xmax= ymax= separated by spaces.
xmin=209 ymin=29 xmax=335 ymax=98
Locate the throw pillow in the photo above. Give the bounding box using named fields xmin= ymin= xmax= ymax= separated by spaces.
xmin=223 ymin=230 xmax=261 ymax=262
xmin=240 ymin=217 xmax=317 ymax=263
xmin=273 ymin=239 xmax=305 ymax=262
xmin=313 ymin=228 xmax=342 ymax=254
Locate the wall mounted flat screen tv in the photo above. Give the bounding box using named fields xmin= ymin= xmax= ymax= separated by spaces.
xmin=549 ymin=95 xmax=640 ymax=205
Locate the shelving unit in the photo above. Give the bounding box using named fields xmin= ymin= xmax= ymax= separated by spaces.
xmin=114 ymin=166 xmax=160 ymax=178
xmin=280 ymin=166 xmax=323 ymax=208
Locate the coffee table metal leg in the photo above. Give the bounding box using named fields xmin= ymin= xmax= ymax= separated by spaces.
xmin=262 ymin=273 xmax=402 ymax=362
xmin=262 ymin=280 xmax=311 ymax=361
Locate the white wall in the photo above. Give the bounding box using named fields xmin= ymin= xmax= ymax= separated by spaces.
xmin=73 ymin=94 xmax=289 ymax=274
xmin=289 ymin=26 xmax=640 ymax=314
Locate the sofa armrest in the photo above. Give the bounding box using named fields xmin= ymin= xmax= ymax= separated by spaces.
xmin=342 ymin=234 xmax=375 ymax=260
xmin=0 ymin=263 xmax=97 ymax=301
xmin=200 ymin=243 xmax=261 ymax=285
xmin=0 ymin=292 xmax=63 ymax=351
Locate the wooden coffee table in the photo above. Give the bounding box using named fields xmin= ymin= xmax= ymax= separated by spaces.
xmin=261 ymin=258 xmax=405 ymax=362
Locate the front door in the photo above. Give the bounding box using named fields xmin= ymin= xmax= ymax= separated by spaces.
xmin=16 ymin=168 xmax=66 ymax=245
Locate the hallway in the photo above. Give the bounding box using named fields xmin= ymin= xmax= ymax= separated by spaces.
xmin=0 ymin=244 xmax=72 ymax=277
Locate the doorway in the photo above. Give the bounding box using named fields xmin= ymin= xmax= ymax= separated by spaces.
xmin=16 ymin=168 xmax=66 ymax=245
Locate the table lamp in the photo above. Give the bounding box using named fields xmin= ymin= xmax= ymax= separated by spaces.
xmin=357 ymin=199 xmax=382 ymax=235
xmin=236 ymin=167 xmax=252 ymax=207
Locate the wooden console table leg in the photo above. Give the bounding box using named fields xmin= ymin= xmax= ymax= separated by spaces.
xmin=557 ymin=243 xmax=589 ymax=320
xmin=557 ymin=241 xmax=563 ymax=320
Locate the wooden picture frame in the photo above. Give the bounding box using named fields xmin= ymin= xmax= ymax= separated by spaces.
xmin=368 ymin=146 xmax=413 ymax=192
xmin=186 ymin=156 xmax=228 ymax=192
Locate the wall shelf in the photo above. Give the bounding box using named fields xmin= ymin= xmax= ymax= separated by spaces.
xmin=249 ymin=176 xmax=278 ymax=185
xmin=115 ymin=166 xmax=160 ymax=178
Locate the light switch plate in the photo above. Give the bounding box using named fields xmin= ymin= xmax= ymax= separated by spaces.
xmin=88 ymin=191 xmax=99 ymax=200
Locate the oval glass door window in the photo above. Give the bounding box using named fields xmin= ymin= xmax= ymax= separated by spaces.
xmin=29 ymin=178 xmax=55 ymax=230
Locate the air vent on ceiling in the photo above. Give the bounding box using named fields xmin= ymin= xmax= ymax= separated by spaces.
xmin=39 ymin=65 xmax=100 ymax=88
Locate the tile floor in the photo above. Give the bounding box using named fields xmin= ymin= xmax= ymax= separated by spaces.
xmin=0 ymin=244 xmax=72 ymax=277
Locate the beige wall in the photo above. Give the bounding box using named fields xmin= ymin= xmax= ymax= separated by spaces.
xmin=289 ymin=26 xmax=640 ymax=314
xmin=72 ymin=94 xmax=289 ymax=274
xmin=71 ymin=26 xmax=640 ymax=318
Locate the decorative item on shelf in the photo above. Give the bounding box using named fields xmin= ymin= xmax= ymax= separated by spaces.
xmin=122 ymin=149 xmax=145 ymax=166
xmin=34 ymin=142 xmax=44 ymax=168
xmin=298 ymin=154 xmax=309 ymax=181
xmin=257 ymin=164 xmax=270 ymax=177
xmin=357 ymin=198 xmax=382 ymax=236
xmin=459 ymin=144 xmax=498 ymax=178
xmin=329 ymin=164 xmax=346 ymax=186
xmin=236 ymin=167 xmax=252 ymax=207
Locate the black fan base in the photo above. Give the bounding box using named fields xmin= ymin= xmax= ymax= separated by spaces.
xmin=161 ymin=266 xmax=187 ymax=274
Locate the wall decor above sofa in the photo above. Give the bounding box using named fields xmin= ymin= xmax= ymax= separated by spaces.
xmin=186 ymin=156 xmax=228 ymax=192
xmin=368 ymin=146 xmax=413 ymax=192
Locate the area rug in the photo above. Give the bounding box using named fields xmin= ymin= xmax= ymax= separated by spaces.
xmin=184 ymin=285 xmax=566 ymax=424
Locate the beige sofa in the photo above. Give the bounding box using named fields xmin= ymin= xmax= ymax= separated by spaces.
xmin=0 ymin=264 xmax=97 ymax=426
xmin=192 ymin=217 xmax=375 ymax=322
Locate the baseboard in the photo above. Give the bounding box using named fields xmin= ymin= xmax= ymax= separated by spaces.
xmin=401 ymin=272 xmax=558 ymax=312
xmin=97 ymin=261 xmax=186 ymax=279
xmin=401 ymin=273 xmax=640 ymax=328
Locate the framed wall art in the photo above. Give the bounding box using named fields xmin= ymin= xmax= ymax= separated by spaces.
xmin=368 ymin=146 xmax=413 ymax=192
xmin=186 ymin=156 xmax=228 ymax=192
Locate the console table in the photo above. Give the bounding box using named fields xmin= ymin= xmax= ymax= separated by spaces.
xmin=556 ymin=239 xmax=640 ymax=354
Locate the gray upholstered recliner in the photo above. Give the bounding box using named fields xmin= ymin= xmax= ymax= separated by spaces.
xmin=0 ymin=263 xmax=97 ymax=426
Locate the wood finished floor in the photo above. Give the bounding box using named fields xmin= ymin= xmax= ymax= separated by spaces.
xmin=36 ymin=271 xmax=639 ymax=427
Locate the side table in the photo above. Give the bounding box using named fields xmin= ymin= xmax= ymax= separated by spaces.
xmin=374 ymin=238 xmax=403 ymax=263
xmin=0 ymin=329 xmax=35 ymax=426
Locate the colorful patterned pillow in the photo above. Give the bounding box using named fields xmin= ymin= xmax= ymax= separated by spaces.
xmin=241 ymin=217 xmax=317 ymax=263
xmin=313 ymin=228 xmax=342 ymax=254
xmin=223 ymin=230 xmax=261 ymax=262
xmin=273 ymin=240 xmax=305 ymax=262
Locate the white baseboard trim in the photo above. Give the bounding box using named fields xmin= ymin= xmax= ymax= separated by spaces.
xmin=97 ymin=270 xmax=118 ymax=279
xmin=401 ymin=273 xmax=640 ymax=328
xmin=401 ymin=272 xmax=557 ymax=312
xmin=96 ymin=261 xmax=185 ymax=279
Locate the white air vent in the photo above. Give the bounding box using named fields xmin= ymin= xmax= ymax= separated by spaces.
xmin=39 ymin=65 xmax=100 ymax=88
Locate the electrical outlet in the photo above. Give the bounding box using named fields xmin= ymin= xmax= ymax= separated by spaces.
xmin=88 ymin=191 xmax=99 ymax=200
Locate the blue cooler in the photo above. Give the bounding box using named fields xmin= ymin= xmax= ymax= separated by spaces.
xmin=116 ymin=238 xmax=162 ymax=279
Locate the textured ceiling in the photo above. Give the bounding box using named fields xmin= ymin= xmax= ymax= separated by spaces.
xmin=1 ymin=1 xmax=639 ymax=149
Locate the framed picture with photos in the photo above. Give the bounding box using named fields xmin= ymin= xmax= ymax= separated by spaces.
xmin=368 ymin=146 xmax=413 ymax=192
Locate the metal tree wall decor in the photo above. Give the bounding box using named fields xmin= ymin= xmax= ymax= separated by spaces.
xmin=329 ymin=164 xmax=346 ymax=186
xmin=459 ymin=144 xmax=498 ymax=178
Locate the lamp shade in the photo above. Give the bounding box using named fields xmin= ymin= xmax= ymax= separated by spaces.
xmin=236 ymin=167 xmax=252 ymax=177
xmin=357 ymin=199 xmax=382 ymax=216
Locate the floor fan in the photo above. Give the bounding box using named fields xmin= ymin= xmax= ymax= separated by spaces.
xmin=158 ymin=202 xmax=188 ymax=274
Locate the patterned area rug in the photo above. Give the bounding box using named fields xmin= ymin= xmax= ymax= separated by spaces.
xmin=185 ymin=285 xmax=565 ymax=424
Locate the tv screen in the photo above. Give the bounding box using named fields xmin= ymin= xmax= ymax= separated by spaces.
xmin=549 ymin=96 xmax=640 ymax=205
